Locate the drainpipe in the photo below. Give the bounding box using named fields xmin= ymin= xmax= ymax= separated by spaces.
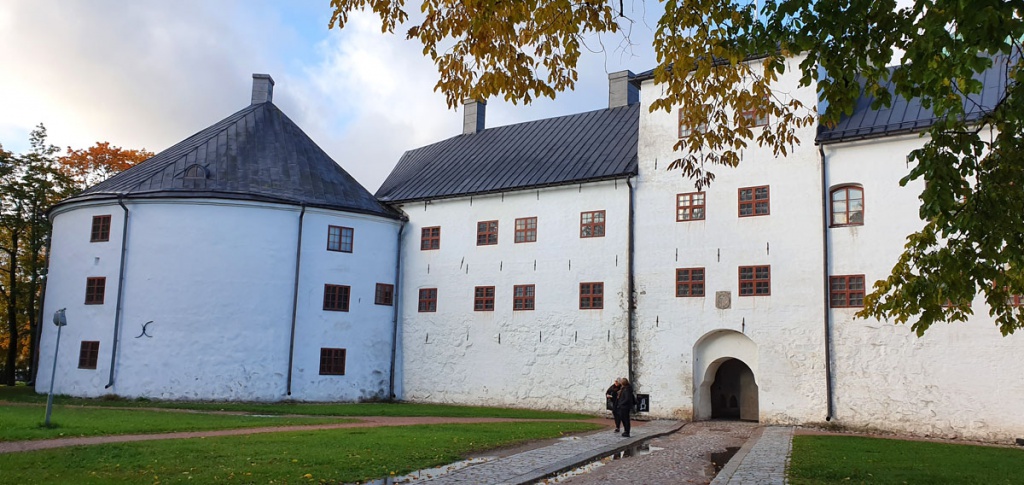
xmin=626 ymin=177 xmax=636 ymax=387
xmin=105 ymin=195 xmax=130 ymax=389
xmin=388 ymin=220 xmax=406 ymax=401
xmin=818 ymin=144 xmax=835 ymax=421
xmin=286 ymin=204 xmax=306 ymax=396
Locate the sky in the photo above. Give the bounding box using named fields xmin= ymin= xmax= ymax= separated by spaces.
xmin=0 ymin=1 xmax=661 ymax=192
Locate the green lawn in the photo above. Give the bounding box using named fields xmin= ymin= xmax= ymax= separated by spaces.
xmin=789 ymin=435 xmax=1024 ymax=484
xmin=0 ymin=421 xmax=600 ymax=484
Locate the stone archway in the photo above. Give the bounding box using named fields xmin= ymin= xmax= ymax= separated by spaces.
xmin=692 ymin=330 xmax=759 ymax=422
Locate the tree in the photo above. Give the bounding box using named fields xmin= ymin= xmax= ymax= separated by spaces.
xmin=60 ymin=142 xmax=152 ymax=188
xmin=328 ymin=0 xmax=1024 ymax=335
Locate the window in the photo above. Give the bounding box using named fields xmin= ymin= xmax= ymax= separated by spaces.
xmin=515 ymin=217 xmax=537 ymax=243
xmin=676 ymin=192 xmax=706 ymax=221
xmin=474 ymin=286 xmax=495 ymax=311
xmin=738 ymin=265 xmax=771 ymax=296
xmin=579 ymin=282 xmax=604 ymax=309
xmin=740 ymin=97 xmax=770 ymax=127
xmin=78 ymin=341 xmax=99 ymax=369
xmin=183 ymin=164 xmax=207 ymax=180
xmin=421 ymin=226 xmax=441 ymax=250
xmin=327 ymin=226 xmax=354 ymax=253
xmin=85 ymin=277 xmax=106 ymax=305
xmin=319 ymin=348 xmax=346 ymax=375
xmin=477 ymin=220 xmax=498 ymax=246
xmin=323 ymin=284 xmax=351 ymax=311
xmin=1011 ymin=294 xmax=1024 ymax=307
xmin=418 ymin=288 xmax=437 ymax=312
xmin=676 ymin=268 xmax=706 ymax=297
xmin=831 ymin=186 xmax=864 ymax=226
xmin=375 ymin=283 xmax=394 ymax=306
xmin=738 ymin=186 xmax=770 ymax=217
xmin=513 ymin=284 xmax=535 ymax=310
xmin=91 ymin=215 xmax=111 ymax=242
xmin=580 ymin=211 xmax=605 ymax=238
xmin=678 ymin=106 xmax=709 ymax=138
xmin=830 ymin=275 xmax=865 ymax=308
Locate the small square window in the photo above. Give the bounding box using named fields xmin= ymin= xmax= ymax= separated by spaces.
xmin=1010 ymin=294 xmax=1023 ymax=307
xmin=739 ymin=98 xmax=770 ymax=127
xmin=327 ymin=226 xmax=354 ymax=253
xmin=513 ymin=284 xmax=535 ymax=311
xmin=829 ymin=275 xmax=865 ymax=308
xmin=91 ymin=215 xmax=111 ymax=242
xmin=375 ymin=283 xmax=394 ymax=306
xmin=85 ymin=277 xmax=106 ymax=305
xmin=78 ymin=341 xmax=99 ymax=369
xmin=421 ymin=226 xmax=441 ymax=250
xmin=319 ymin=348 xmax=346 ymax=375
xmin=676 ymin=192 xmax=706 ymax=222
xmin=418 ymin=288 xmax=437 ymax=312
xmin=739 ymin=265 xmax=771 ymax=296
xmin=477 ymin=220 xmax=498 ymax=246
xmin=738 ymin=186 xmax=770 ymax=217
xmin=474 ymin=286 xmax=495 ymax=311
xmin=323 ymin=284 xmax=351 ymax=311
xmin=579 ymin=282 xmax=604 ymax=309
xmin=831 ymin=186 xmax=864 ymax=226
xmin=515 ymin=217 xmax=537 ymax=243
xmin=679 ymin=105 xmax=710 ymax=138
xmin=676 ymin=268 xmax=706 ymax=297
xmin=580 ymin=211 xmax=605 ymax=238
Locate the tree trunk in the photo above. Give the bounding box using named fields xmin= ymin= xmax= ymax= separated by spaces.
xmin=3 ymin=232 xmax=19 ymax=386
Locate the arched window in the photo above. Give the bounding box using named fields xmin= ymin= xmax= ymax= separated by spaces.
xmin=183 ymin=164 xmax=207 ymax=180
xmin=831 ymin=185 xmax=864 ymax=226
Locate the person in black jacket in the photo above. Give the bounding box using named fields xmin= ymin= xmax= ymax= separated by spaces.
xmin=605 ymin=379 xmax=622 ymax=432
xmin=617 ymin=377 xmax=636 ymax=437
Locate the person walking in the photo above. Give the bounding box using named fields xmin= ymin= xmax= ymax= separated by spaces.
xmin=616 ymin=377 xmax=635 ymax=437
xmin=606 ymin=378 xmax=622 ymax=432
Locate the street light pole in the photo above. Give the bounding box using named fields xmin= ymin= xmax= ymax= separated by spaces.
xmin=45 ymin=308 xmax=67 ymax=427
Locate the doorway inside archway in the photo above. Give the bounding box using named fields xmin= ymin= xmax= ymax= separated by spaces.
xmin=710 ymin=358 xmax=759 ymax=421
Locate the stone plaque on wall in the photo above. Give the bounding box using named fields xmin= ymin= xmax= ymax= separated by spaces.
xmin=716 ymin=291 xmax=731 ymax=309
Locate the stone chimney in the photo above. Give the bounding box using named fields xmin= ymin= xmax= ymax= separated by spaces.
xmin=463 ymin=99 xmax=486 ymax=134
xmin=251 ymin=74 xmax=275 ymax=105
xmin=608 ymin=70 xmax=638 ymax=108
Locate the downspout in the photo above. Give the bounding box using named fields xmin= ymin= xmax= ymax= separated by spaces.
xmin=286 ymin=204 xmax=306 ymax=396
xmin=626 ymin=177 xmax=636 ymax=387
xmin=388 ymin=220 xmax=406 ymax=401
xmin=105 ymin=195 xmax=130 ymax=389
xmin=818 ymin=144 xmax=835 ymax=421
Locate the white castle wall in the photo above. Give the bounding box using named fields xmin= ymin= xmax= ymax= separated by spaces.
xmin=394 ymin=181 xmax=631 ymax=412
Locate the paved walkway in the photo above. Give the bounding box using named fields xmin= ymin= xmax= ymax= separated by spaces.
xmin=710 ymin=426 xmax=794 ymax=485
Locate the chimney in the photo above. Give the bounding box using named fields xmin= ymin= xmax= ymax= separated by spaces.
xmin=608 ymin=70 xmax=638 ymax=108
xmin=251 ymin=74 xmax=275 ymax=104
xmin=463 ymin=99 xmax=486 ymax=134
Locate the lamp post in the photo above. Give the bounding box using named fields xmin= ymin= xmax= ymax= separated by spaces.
xmin=44 ymin=308 xmax=67 ymax=427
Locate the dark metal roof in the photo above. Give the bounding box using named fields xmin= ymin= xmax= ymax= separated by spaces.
xmin=816 ymin=52 xmax=1015 ymax=144
xmin=62 ymin=102 xmax=399 ymax=219
xmin=375 ymin=104 xmax=639 ymax=203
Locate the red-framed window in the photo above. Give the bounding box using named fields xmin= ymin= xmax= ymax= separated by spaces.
xmin=421 ymin=226 xmax=441 ymax=250
xmin=740 ymin=98 xmax=770 ymax=127
xmin=678 ymin=106 xmax=709 ymax=138
xmin=474 ymin=286 xmax=495 ymax=311
xmin=319 ymin=348 xmax=346 ymax=375
xmin=418 ymin=288 xmax=437 ymax=312
xmin=513 ymin=284 xmax=535 ymax=311
xmin=375 ymin=283 xmax=394 ymax=306
xmin=579 ymin=282 xmax=604 ymax=309
xmin=580 ymin=211 xmax=605 ymax=238
xmin=831 ymin=185 xmax=864 ymax=226
xmin=515 ymin=217 xmax=537 ymax=243
xmin=676 ymin=268 xmax=706 ymax=297
xmin=676 ymin=192 xmax=706 ymax=222
xmin=477 ymin=220 xmax=498 ymax=246
xmin=1011 ymin=294 xmax=1024 ymax=307
xmin=85 ymin=277 xmax=106 ymax=305
xmin=738 ymin=265 xmax=771 ymax=296
xmin=327 ymin=225 xmax=354 ymax=252
xmin=91 ymin=215 xmax=111 ymax=242
xmin=323 ymin=284 xmax=351 ymax=311
xmin=829 ymin=275 xmax=865 ymax=308
xmin=78 ymin=341 xmax=99 ymax=369
xmin=738 ymin=186 xmax=770 ymax=217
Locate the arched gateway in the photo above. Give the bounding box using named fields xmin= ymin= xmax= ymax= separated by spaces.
xmin=693 ymin=330 xmax=759 ymax=421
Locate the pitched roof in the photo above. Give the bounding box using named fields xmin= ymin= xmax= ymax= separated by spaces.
xmin=816 ymin=52 xmax=1015 ymax=144
xmin=375 ymin=104 xmax=640 ymax=203
xmin=62 ymin=102 xmax=399 ymax=219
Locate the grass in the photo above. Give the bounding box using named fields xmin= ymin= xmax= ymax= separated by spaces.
xmin=0 ymin=421 xmax=600 ymax=484
xmin=789 ymin=435 xmax=1024 ymax=484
